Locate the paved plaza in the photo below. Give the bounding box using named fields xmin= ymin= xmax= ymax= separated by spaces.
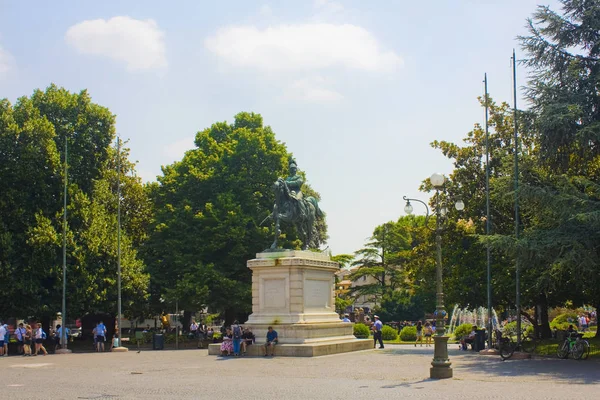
xmin=2 ymin=344 xmax=598 ymax=399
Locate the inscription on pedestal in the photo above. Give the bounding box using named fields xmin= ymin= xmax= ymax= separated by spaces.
xmin=304 ymin=279 xmax=330 ymax=309
xmin=264 ymin=278 xmax=286 ymax=309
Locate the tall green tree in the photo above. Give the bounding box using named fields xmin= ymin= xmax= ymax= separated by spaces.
xmin=143 ymin=112 xmax=327 ymax=324
xmin=516 ymin=0 xmax=600 ymax=336
xmin=0 ymin=85 xmax=150 ymax=320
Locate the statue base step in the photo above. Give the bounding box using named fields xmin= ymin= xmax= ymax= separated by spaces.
xmin=208 ymin=338 xmax=372 ymax=357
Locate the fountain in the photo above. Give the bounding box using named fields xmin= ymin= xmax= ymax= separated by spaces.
xmin=447 ymin=305 xmax=501 ymax=335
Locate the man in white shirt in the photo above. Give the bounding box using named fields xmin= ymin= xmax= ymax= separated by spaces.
xmin=0 ymin=322 xmax=6 ymax=356
xmin=373 ymin=315 xmax=384 ymax=349
xmin=15 ymin=323 xmax=27 ymax=355
xmin=190 ymin=321 xmax=199 ymax=337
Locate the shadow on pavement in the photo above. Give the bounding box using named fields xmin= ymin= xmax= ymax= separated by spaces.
xmin=382 ymin=344 xmax=600 ymax=384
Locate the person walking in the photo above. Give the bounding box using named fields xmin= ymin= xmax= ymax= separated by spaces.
xmin=415 ymin=321 xmax=423 ymax=347
xmin=34 ymin=322 xmax=48 ymax=356
xmin=372 ymin=315 xmax=384 ymax=349
xmin=424 ymin=322 xmax=433 ymax=347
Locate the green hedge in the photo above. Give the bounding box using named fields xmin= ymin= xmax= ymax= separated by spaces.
xmin=453 ymin=323 xmax=474 ymax=340
xmin=353 ymin=323 xmax=370 ymax=338
xmin=552 ymin=312 xmax=579 ymax=325
xmin=399 ymin=326 xmax=417 ymax=341
xmin=381 ymin=325 xmax=398 ymax=341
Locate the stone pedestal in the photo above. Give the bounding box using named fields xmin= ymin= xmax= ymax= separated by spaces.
xmin=430 ymin=336 xmax=453 ymax=379
xmin=209 ymin=250 xmax=371 ymax=357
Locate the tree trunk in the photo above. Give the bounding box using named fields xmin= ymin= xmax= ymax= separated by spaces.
xmin=533 ymin=305 xmax=540 ymax=339
xmin=182 ymin=310 xmax=192 ymax=333
xmin=596 ymin=303 xmax=600 ymax=339
xmin=538 ymin=294 xmax=551 ymax=339
xmin=224 ymin=308 xmax=235 ymax=327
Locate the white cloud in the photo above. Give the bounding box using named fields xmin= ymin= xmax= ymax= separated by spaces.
xmin=313 ymin=0 xmax=344 ymax=14
xmin=204 ymin=23 xmax=401 ymax=73
xmin=284 ymin=76 xmax=343 ymax=103
xmin=65 ymin=16 xmax=167 ymax=71
xmin=0 ymin=45 xmax=14 ymax=79
xmin=164 ymin=136 xmax=195 ymax=161
xmin=258 ymin=4 xmax=273 ymax=17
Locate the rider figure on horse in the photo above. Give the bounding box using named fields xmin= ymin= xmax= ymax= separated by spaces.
xmin=282 ymin=158 xmax=308 ymax=219
xmin=267 ymin=157 xmax=323 ymax=250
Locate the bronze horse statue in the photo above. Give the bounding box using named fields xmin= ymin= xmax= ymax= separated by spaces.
xmin=264 ymin=159 xmax=324 ymax=250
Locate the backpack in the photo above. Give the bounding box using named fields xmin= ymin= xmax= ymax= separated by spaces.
xmin=41 ymin=329 xmax=47 ymax=340
xmin=232 ymin=325 xmax=242 ymax=339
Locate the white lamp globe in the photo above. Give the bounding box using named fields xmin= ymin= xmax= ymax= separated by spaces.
xmin=430 ymin=173 xmax=445 ymax=188
xmin=455 ymin=199 xmax=465 ymax=211
xmin=404 ymin=202 xmax=414 ymax=215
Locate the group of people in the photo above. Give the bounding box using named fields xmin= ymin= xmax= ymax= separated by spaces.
xmin=415 ymin=321 xmax=435 ymax=347
xmin=0 ymin=321 xmax=49 ymax=357
xmin=218 ymin=322 xmax=280 ymax=357
xmin=219 ymin=320 xmax=260 ymax=356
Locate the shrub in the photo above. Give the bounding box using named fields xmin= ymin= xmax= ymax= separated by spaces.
xmin=399 ymin=326 xmax=417 ymax=341
xmin=552 ymin=312 xmax=579 ymax=325
xmin=381 ymin=325 xmax=398 ymax=341
xmin=550 ymin=321 xmax=571 ymax=331
xmin=453 ymin=323 xmax=475 ymax=340
xmin=353 ymin=323 xmax=370 ymax=338
xmin=503 ymin=321 xmax=534 ymax=337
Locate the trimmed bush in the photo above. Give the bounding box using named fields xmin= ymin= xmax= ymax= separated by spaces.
xmin=381 ymin=325 xmax=398 ymax=341
xmin=353 ymin=323 xmax=370 ymax=338
xmin=503 ymin=321 xmax=534 ymax=336
xmin=552 ymin=312 xmax=579 ymax=325
xmin=453 ymin=323 xmax=475 ymax=340
xmin=399 ymin=326 xmax=417 ymax=341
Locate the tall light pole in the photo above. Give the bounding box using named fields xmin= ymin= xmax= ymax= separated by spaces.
xmin=403 ymin=173 xmax=464 ymax=380
xmin=484 ymin=73 xmax=493 ymax=349
xmin=58 ymin=135 xmax=71 ymax=354
xmin=512 ymin=50 xmax=521 ymax=343
xmin=117 ymin=136 xmax=122 ymax=348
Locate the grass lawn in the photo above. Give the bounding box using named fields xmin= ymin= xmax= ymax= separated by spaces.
xmin=535 ymin=335 xmax=600 ymax=359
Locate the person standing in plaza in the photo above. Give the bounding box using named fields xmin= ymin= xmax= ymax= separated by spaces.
xmin=372 ymin=315 xmax=384 ymax=349
xmin=0 ymin=322 xmax=6 ymax=356
xmin=190 ymin=320 xmax=199 ymax=338
xmin=23 ymin=324 xmax=33 ymax=356
xmin=415 ymin=321 xmax=423 ymax=347
xmin=1 ymin=322 xmax=8 ymax=356
xmin=56 ymin=324 xmax=70 ymax=350
xmin=15 ymin=322 xmax=26 ymax=355
xmin=96 ymin=320 xmax=107 ymax=352
xmin=231 ymin=320 xmax=242 ymax=356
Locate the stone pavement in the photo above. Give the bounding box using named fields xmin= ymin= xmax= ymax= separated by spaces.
xmin=2 ymin=344 xmax=598 ymax=399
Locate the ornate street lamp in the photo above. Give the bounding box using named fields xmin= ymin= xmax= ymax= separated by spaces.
xmin=403 ymin=173 xmax=463 ymax=379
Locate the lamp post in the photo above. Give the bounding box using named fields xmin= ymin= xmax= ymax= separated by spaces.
xmin=403 ymin=173 xmax=464 ymax=380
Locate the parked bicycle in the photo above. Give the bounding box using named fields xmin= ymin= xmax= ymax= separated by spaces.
xmin=557 ymin=332 xmax=586 ymax=360
xmin=497 ymin=327 xmax=538 ymax=360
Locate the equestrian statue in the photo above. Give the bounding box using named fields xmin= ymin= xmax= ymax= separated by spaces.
xmin=264 ymin=157 xmax=324 ymax=250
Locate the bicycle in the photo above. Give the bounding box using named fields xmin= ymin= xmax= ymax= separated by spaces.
xmin=556 ymin=332 xmax=586 ymax=360
xmin=580 ymin=337 xmax=591 ymax=360
xmin=498 ymin=328 xmax=539 ymax=360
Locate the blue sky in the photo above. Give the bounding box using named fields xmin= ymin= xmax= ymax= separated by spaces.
xmin=0 ymin=0 xmax=559 ymax=256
